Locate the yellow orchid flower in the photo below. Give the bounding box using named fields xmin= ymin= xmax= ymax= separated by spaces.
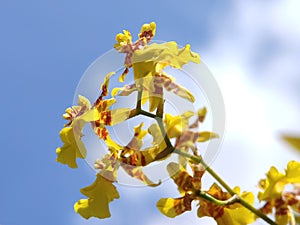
xmin=57 ymin=72 xmax=130 ymax=168
xmin=114 ymin=22 xmax=199 ymax=85
xmin=197 ymin=183 xmax=255 ymax=225
xmin=164 ymin=111 xmax=194 ymax=138
xmin=114 ymin=30 xmax=132 ymax=52
xmin=94 ymin=123 xmax=160 ymax=186
xmin=157 ymin=162 xmax=205 ymax=217
xmin=115 ymin=139 xmax=160 ymax=167
xmin=113 ymin=22 xmax=199 ymax=111
xmin=91 ymin=72 xmax=130 ymax=140
xmin=92 ymin=100 xmax=130 ymax=140
xmin=164 ymin=108 xmax=218 ymax=165
xmin=258 ymin=161 xmax=300 ymax=224
xmin=113 ymin=22 xmax=157 ymax=82
xmin=138 ymin=21 xmax=156 ymax=43
xmin=74 ymin=174 xmax=120 ymax=219
xmin=157 ymin=162 xmax=255 ymax=224
xmin=258 ymin=160 xmax=300 ymax=201
xmin=62 ymin=95 xmax=91 ymax=126
xmin=56 ymin=95 xmax=94 ymax=168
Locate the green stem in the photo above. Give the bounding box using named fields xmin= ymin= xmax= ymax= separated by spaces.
xmin=173 ymin=149 xmax=278 ymax=225
xmin=140 ymin=110 xmax=156 ymax=118
xmin=196 ymin=191 xmax=240 ymax=206
xmin=136 ymin=90 xmax=142 ymax=111
xmin=153 ymin=99 xmax=174 ymax=160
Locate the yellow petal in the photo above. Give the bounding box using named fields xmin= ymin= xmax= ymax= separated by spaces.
xmin=114 ymin=30 xmax=132 ymax=51
xmin=134 ymin=122 xmax=147 ymax=139
xmin=110 ymin=108 xmax=131 ymax=125
xmin=111 ymin=87 xmax=123 ymax=97
xmin=197 ymin=131 xmax=219 ymax=142
xmin=95 ymin=154 xmax=119 ymax=182
xmin=285 ymin=160 xmax=300 ymax=182
xmin=78 ymin=95 xmax=91 ymax=109
xmin=119 ymin=67 xmax=129 ymax=82
xmin=176 ymin=131 xmax=199 ymax=151
xmin=161 ymin=73 xmax=195 ymax=102
xmin=149 ymin=95 xmax=163 ymax=112
xmin=148 ymin=123 xmax=166 ymax=151
xmin=63 ymin=95 xmax=92 ymax=126
xmin=94 ymin=98 xmax=116 ymax=112
xmin=167 ymin=162 xmax=193 ymax=192
xmin=198 ymin=107 xmax=207 ymax=123
xmin=119 ymin=145 xmax=160 ymax=166
xmin=139 ymin=22 xmax=156 ymax=42
xmin=217 ymin=204 xmax=256 ymax=225
xmin=258 ymin=166 xmax=285 ymax=201
xmin=121 ymin=164 xmax=161 ymax=186
xmin=131 ymin=41 xmax=200 ymax=81
xmin=125 ymin=122 xmax=147 ymax=150
xmin=132 ymin=61 xmax=156 ymax=80
xmin=101 ymin=72 xmax=115 ymax=97
xmin=132 ymin=42 xmax=200 ymax=71
xmin=92 ymin=124 xmax=110 ymax=140
xmin=56 ymin=145 xmax=78 ymax=169
xmin=111 ymin=83 xmax=137 ymax=97
xmin=156 ymin=195 xmax=193 ymax=218
xmin=275 ymin=204 xmax=293 ymax=225
xmin=165 ymin=111 xmax=194 ymax=138
xmin=105 ymin=135 xmax=122 ymax=151
xmin=74 ymin=174 xmax=120 ymax=219
xmin=56 ymin=127 xmax=87 ymax=168
xmin=78 ymin=108 xmax=99 ymax=122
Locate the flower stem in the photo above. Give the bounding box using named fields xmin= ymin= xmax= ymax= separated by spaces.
xmin=195 ymin=190 xmax=240 ymax=206
xmin=173 ymin=149 xmax=278 ymax=225
xmin=136 ymin=90 xmax=142 ymax=111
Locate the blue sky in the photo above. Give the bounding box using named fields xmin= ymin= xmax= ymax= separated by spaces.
xmin=1 ymin=1 xmax=300 ymax=225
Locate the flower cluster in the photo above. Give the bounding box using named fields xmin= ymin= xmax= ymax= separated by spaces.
xmin=56 ymin=22 xmax=300 ymax=225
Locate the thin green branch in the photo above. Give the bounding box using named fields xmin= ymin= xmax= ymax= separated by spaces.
xmin=153 ymin=116 xmax=174 ymax=160
xmin=140 ymin=110 xmax=156 ymax=118
xmin=131 ymin=95 xmax=174 ymax=160
xmin=136 ymin=90 xmax=142 ymax=111
xmin=195 ymin=190 xmax=240 ymax=206
xmin=156 ymin=98 xmax=164 ymax=118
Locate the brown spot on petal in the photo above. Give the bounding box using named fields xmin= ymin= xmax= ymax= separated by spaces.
xmin=101 ymin=111 xmax=112 ymax=126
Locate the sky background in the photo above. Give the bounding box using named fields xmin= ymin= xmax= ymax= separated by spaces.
xmin=1 ymin=0 xmax=300 ymax=225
